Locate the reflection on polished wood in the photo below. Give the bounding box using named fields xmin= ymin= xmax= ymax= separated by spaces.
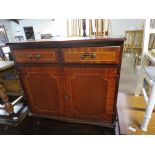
xmin=117 ymin=92 xmax=155 ymax=135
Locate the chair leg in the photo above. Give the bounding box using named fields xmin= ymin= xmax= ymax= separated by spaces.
xmin=135 ymin=70 xmax=144 ymax=96
xmin=135 ymin=56 xmax=147 ymax=96
xmin=141 ymin=84 xmax=155 ymax=131
xmin=134 ymin=53 xmax=138 ymax=68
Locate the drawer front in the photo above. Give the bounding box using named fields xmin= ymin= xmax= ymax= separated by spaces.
xmin=13 ymin=49 xmax=57 ymax=63
xmin=62 ymin=47 xmax=121 ymax=64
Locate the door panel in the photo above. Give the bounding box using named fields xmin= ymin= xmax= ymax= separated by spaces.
xmin=64 ymin=67 xmax=118 ymax=124
xmin=19 ymin=67 xmax=67 ymax=117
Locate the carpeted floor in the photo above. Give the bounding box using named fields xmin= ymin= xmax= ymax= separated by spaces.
xmin=119 ymin=53 xmax=139 ymax=94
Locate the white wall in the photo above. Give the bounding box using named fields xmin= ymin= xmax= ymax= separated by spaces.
xmin=0 ymin=19 xmax=145 ymax=42
xmin=109 ymin=19 xmax=144 ymax=36
xmin=10 ymin=19 xmax=67 ymax=40
xmin=0 ymin=19 xmax=14 ymax=42
xmin=10 ymin=20 xmax=26 ymax=40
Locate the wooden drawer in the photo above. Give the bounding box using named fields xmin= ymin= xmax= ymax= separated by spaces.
xmin=13 ymin=49 xmax=57 ymax=63
xmin=62 ymin=47 xmax=121 ymax=64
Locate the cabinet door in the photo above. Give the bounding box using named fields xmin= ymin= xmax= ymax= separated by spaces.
xmin=64 ymin=67 xmax=118 ymax=124
xmin=19 ymin=67 xmax=67 ymax=117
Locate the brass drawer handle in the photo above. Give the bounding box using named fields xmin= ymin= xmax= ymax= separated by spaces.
xmin=64 ymin=93 xmax=71 ymax=101
xmin=35 ymin=54 xmax=41 ymax=59
xmin=81 ymin=52 xmax=96 ymax=59
xmin=27 ymin=54 xmax=33 ymax=59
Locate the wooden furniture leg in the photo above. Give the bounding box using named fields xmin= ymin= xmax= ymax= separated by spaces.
xmin=0 ymin=82 xmax=14 ymax=114
xmin=141 ymin=84 xmax=155 ymax=131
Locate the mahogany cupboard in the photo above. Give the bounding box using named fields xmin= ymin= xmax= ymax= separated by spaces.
xmin=7 ymin=37 xmax=125 ymax=127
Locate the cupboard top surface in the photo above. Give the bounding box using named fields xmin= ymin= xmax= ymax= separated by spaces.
xmin=6 ymin=36 xmax=125 ymax=49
